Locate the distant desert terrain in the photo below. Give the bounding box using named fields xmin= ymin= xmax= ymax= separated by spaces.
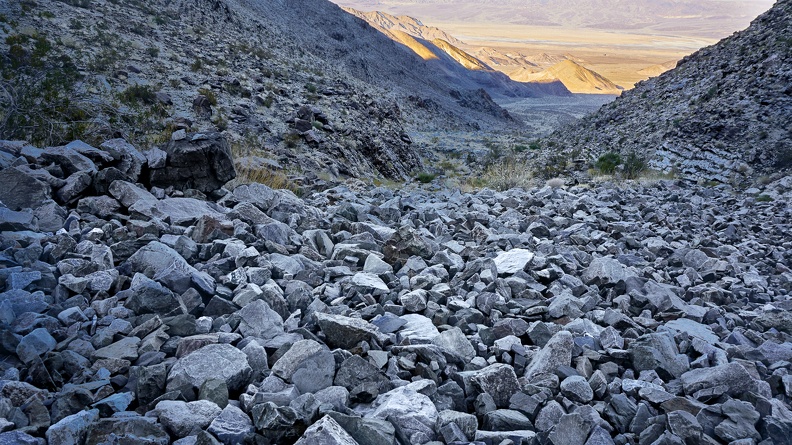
xmin=333 ymin=0 xmax=774 ymax=89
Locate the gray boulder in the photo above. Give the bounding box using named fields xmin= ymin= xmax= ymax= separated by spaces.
xmin=524 ymin=330 xmax=573 ymax=380
xmin=295 ymin=415 xmax=359 ymax=445
xmin=123 ymin=241 xmax=215 ymax=295
xmin=0 ymin=167 xmax=51 ymax=210
xmin=271 ymin=339 xmax=335 ymax=394
xmin=154 ymin=400 xmax=222 ymax=438
xmin=167 ymin=343 xmax=253 ymax=394
xmin=208 ymin=404 xmax=254 ymax=445
xmin=149 ymin=132 xmax=236 ymax=192
xmin=46 ymin=409 xmax=100 ymax=445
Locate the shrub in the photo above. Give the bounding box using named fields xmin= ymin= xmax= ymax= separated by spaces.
xmin=595 ymin=152 xmax=622 ymax=174
xmin=146 ymin=46 xmax=159 ymax=58
xmin=416 ymin=172 xmax=436 ymax=183
xmin=622 ymin=151 xmax=647 ymax=179
xmin=480 ymin=157 xmax=532 ymax=191
xmin=197 ymin=88 xmax=218 ymax=106
xmin=547 ymin=178 xmax=564 ymax=188
xmin=0 ymin=33 xmax=97 ymax=146
xmin=305 ymin=83 xmax=317 ymax=93
xmin=190 ymin=58 xmax=203 ymax=72
xmin=756 ymin=194 xmax=773 ymax=202
xmin=119 ymin=84 xmax=157 ymax=106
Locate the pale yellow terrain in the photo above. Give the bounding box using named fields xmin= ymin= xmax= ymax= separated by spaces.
xmin=433 ymin=23 xmax=717 ymax=88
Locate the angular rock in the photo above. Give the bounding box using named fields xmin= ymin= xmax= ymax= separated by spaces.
xmin=167 ymin=344 xmax=253 ymax=394
xmin=493 ymin=248 xmax=534 ymax=275
xmin=524 ymin=330 xmax=573 ymax=380
xmin=316 ymin=312 xmax=379 ymax=349
xmin=149 ymin=132 xmax=236 ymax=192
xmin=294 ymin=415 xmax=359 ymax=445
xmin=155 ymin=400 xmax=222 ymax=438
xmin=271 ymin=339 xmax=335 ymax=394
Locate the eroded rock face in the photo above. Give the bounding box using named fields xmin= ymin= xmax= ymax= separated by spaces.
xmin=149 ymin=132 xmax=236 ymax=193
xmin=2 ymin=135 xmax=792 ymax=445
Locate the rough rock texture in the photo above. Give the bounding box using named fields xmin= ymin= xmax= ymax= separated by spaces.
xmin=149 ymin=132 xmax=236 ymax=193
xmin=0 ymin=136 xmax=791 ymax=445
xmin=544 ymin=0 xmax=792 ymax=182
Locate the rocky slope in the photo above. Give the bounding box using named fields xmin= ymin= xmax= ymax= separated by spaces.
xmin=0 ymin=0 xmax=532 ymax=181
xmin=1 ymin=136 xmax=792 ymax=444
xmin=342 ymin=7 xmax=571 ymax=98
xmin=515 ymin=60 xmax=623 ymax=95
xmin=341 ymin=8 xmax=465 ymax=45
xmin=542 ymin=0 xmax=792 ymax=183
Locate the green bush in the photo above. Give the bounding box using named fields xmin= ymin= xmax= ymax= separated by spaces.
xmin=119 ymin=84 xmax=157 ymax=106
xmin=197 ymin=88 xmax=218 ymax=106
xmin=0 ymin=33 xmax=96 ymax=145
xmin=595 ymin=152 xmax=622 ymax=174
xmin=416 ymin=172 xmax=436 ymax=183
xmin=622 ymin=151 xmax=647 ymax=179
xmin=756 ymin=194 xmax=773 ymax=202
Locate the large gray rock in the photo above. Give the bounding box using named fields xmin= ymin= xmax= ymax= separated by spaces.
xmin=271 ymin=339 xmax=335 ymax=394
xmin=167 ymin=344 xmax=253 ymax=394
xmin=125 ymin=273 xmax=181 ymax=315
xmin=431 ymin=327 xmax=476 ymax=361
xmin=208 ymin=404 xmax=254 ymax=445
xmin=46 ymin=408 xmax=100 ymax=445
xmin=235 ymin=299 xmax=284 ymax=341
xmin=108 ymin=180 xmax=157 ymax=208
xmin=132 ymin=198 xmax=228 ymax=226
xmin=41 ymin=146 xmax=97 ymax=175
xmin=524 ymin=330 xmax=573 ymax=380
xmin=122 ymin=241 xmax=215 ymax=295
xmin=629 ymin=331 xmax=689 ymax=379
xmin=149 ymin=132 xmax=236 ymax=192
xmin=0 ymin=167 xmax=51 ymax=210
xmin=367 ymin=382 xmax=439 ymax=443
xmin=493 ymin=248 xmax=534 ymax=275
xmin=294 ymin=415 xmax=360 ymax=445
xmin=680 ymin=362 xmax=758 ymax=397
xmin=154 ymin=400 xmax=222 ymax=438
xmin=472 ymin=364 xmax=521 ymax=408
xmin=16 ymin=327 xmax=56 ymax=364
xmin=315 ymin=312 xmax=380 ymax=349
xmin=582 ymin=256 xmax=633 ymax=286
xmin=100 ymin=138 xmax=147 ymax=181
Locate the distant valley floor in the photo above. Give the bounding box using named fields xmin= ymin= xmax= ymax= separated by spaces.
xmin=498 ymin=94 xmax=617 ymax=137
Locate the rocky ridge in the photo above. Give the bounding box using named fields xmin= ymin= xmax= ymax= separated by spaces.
xmin=1 ymin=135 xmax=792 ymax=444
xmin=541 ymin=0 xmax=792 ymax=183
xmin=0 ymin=0 xmax=534 ymax=182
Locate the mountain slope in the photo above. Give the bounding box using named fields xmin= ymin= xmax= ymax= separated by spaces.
xmin=342 ymin=7 xmax=570 ymax=98
xmin=517 ymin=60 xmax=623 ymax=94
xmin=543 ymin=0 xmax=792 ymax=182
xmin=333 ymin=0 xmax=774 ymax=37
xmin=342 ymin=8 xmax=464 ymax=45
xmin=0 ymin=0 xmax=539 ymax=180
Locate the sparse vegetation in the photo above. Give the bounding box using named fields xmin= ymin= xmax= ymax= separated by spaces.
xmin=119 ymin=84 xmax=157 ymax=106
xmin=416 ymin=172 xmax=436 ymax=183
xmin=595 ymin=151 xmax=622 ymax=175
xmin=756 ymin=194 xmax=773 ymax=202
xmin=475 ymin=156 xmax=532 ymax=191
xmin=198 ymin=88 xmax=218 ymax=106
xmin=0 ymin=32 xmax=98 ymax=145
xmin=622 ymin=151 xmax=647 ymax=179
